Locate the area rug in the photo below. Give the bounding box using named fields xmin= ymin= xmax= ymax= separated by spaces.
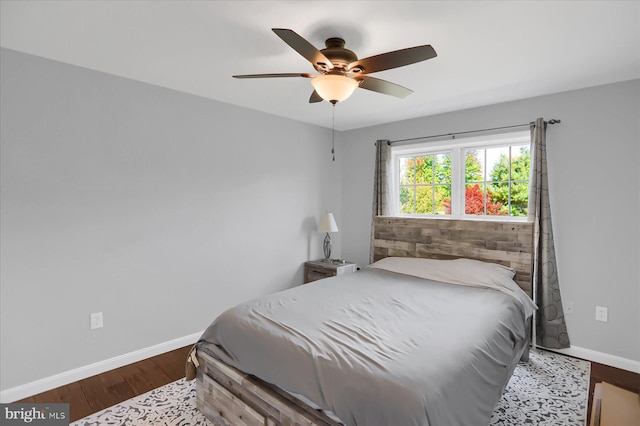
xmin=72 ymin=348 xmax=590 ymax=425
xmin=489 ymin=349 xmax=590 ymax=425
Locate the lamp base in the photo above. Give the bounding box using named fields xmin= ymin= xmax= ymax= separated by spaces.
xmin=323 ymin=233 xmax=332 ymax=259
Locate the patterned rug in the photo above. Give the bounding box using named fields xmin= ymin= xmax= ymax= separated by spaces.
xmin=72 ymin=348 xmax=590 ymax=425
xmin=490 ymin=349 xmax=590 ymax=425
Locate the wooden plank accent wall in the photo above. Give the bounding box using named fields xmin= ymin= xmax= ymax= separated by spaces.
xmin=373 ymin=216 xmax=534 ymax=296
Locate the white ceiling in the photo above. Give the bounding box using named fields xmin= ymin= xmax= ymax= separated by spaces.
xmin=1 ymin=1 xmax=638 ymax=130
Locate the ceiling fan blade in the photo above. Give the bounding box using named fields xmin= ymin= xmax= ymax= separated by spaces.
xmin=272 ymin=28 xmax=334 ymax=71
xmin=233 ymin=73 xmax=314 ymax=79
xmin=348 ymin=45 xmax=436 ymax=74
xmin=309 ymin=90 xmax=323 ymax=103
xmin=356 ymin=76 xmax=413 ymax=98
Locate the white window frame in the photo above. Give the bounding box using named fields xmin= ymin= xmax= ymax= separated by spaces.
xmin=390 ymin=130 xmax=531 ymax=221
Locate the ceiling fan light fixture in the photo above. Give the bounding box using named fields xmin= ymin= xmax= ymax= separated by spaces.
xmin=311 ymin=74 xmax=358 ymax=103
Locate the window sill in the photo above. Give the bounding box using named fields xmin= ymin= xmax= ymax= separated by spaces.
xmin=390 ymin=214 xmax=532 ymax=223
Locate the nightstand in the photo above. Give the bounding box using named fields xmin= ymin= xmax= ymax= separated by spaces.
xmin=304 ymin=260 xmax=357 ymax=283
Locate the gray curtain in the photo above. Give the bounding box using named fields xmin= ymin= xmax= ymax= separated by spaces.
xmin=528 ymin=118 xmax=570 ymax=348
xmin=370 ymin=140 xmax=391 ymax=263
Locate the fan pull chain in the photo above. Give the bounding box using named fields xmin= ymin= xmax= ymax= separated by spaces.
xmin=332 ymin=103 xmax=335 ymax=162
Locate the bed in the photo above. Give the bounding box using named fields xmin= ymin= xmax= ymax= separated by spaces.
xmin=187 ymin=217 xmax=535 ymax=426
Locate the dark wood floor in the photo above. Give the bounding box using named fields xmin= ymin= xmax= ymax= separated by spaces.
xmin=17 ymin=345 xmax=640 ymax=423
xmin=17 ymin=345 xmax=192 ymax=422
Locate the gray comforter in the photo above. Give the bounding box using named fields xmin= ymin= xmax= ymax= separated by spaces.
xmin=197 ymin=268 xmax=530 ymax=426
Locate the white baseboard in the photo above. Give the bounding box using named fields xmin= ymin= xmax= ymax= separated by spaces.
xmin=0 ymin=331 xmax=203 ymax=403
xmin=547 ymin=345 xmax=640 ymax=374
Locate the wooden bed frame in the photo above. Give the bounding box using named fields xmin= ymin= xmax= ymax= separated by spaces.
xmin=195 ymin=350 xmax=341 ymax=426
xmin=194 ymin=216 xmax=534 ymax=425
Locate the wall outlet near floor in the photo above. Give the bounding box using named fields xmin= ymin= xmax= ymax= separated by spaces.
xmin=565 ymin=302 xmax=575 ymax=315
xmin=91 ymin=312 xmax=104 ymax=329
xmin=595 ymin=306 xmax=608 ymax=322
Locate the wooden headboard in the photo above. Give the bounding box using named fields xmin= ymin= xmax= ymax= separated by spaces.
xmin=372 ymin=216 xmax=534 ymax=297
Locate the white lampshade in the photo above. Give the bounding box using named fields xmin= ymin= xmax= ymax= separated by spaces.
xmin=311 ymin=74 xmax=358 ymax=103
xmin=318 ymin=212 xmax=339 ymax=233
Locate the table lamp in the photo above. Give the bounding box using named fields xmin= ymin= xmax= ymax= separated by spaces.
xmin=318 ymin=212 xmax=339 ymax=259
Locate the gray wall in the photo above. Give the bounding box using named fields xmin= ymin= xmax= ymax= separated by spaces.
xmin=340 ymin=79 xmax=640 ymax=363
xmin=0 ymin=48 xmax=342 ymax=391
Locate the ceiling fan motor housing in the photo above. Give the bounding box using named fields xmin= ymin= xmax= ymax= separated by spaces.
xmin=316 ymin=38 xmax=360 ymax=73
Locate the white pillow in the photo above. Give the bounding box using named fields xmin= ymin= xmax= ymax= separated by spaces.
xmin=367 ymin=257 xmax=536 ymax=317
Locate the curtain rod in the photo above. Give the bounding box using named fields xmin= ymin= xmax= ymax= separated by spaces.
xmin=388 ymin=119 xmax=561 ymax=145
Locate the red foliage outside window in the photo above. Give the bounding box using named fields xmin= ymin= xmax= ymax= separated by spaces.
xmin=442 ymin=184 xmax=505 ymax=215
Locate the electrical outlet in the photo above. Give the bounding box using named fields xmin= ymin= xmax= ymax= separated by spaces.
xmin=595 ymin=306 xmax=608 ymax=322
xmin=91 ymin=312 xmax=104 ymax=329
xmin=566 ymin=302 xmax=575 ymax=315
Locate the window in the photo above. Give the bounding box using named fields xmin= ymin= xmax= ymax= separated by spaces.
xmin=399 ymin=153 xmax=451 ymax=215
xmin=392 ymin=131 xmax=531 ymax=220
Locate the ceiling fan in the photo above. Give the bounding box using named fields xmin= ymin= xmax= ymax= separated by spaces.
xmin=233 ymin=28 xmax=437 ymax=104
